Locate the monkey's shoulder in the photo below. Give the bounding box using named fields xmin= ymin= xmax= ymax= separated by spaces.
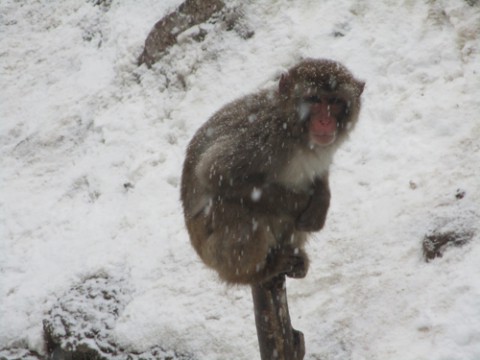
xmin=194 ymin=89 xmax=287 ymax=147
xmin=209 ymin=90 xmax=278 ymax=126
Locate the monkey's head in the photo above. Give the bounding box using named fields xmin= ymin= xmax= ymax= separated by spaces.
xmin=279 ymin=59 xmax=365 ymax=148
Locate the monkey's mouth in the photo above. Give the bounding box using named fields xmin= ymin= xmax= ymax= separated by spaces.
xmin=311 ymin=131 xmax=336 ymax=146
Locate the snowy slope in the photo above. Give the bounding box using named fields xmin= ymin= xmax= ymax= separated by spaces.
xmin=1 ymin=0 xmax=479 ymax=359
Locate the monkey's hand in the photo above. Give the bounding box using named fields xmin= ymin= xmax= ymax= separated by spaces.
xmin=295 ymin=178 xmax=330 ymax=232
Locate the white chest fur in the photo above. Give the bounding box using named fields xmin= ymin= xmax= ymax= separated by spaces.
xmin=277 ymin=147 xmax=333 ymax=190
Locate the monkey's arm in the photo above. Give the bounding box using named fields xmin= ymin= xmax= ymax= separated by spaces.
xmin=295 ymin=176 xmax=331 ymax=232
xmin=224 ymin=177 xmax=311 ymax=217
xmin=195 ymin=139 xmax=310 ymax=217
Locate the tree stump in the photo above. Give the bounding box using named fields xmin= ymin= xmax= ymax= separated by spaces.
xmin=251 ymin=275 xmax=305 ymax=360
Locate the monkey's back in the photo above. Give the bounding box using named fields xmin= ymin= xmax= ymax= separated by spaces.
xmin=180 ymin=88 xmax=296 ymax=218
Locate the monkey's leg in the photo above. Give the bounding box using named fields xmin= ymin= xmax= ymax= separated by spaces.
xmin=252 ymin=275 xmax=305 ymax=360
xmin=212 ymin=227 xmax=309 ymax=283
xmin=191 ymin=200 xmax=308 ymax=283
xmin=198 ymin=203 xmax=275 ymax=284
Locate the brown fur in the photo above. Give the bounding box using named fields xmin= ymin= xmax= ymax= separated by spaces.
xmin=181 ymin=59 xmax=364 ymax=284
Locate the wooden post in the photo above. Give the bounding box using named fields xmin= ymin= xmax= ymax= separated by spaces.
xmin=251 ymin=275 xmax=305 ymax=360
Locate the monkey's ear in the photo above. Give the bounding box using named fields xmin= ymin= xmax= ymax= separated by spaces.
xmin=279 ymin=73 xmax=293 ymax=96
xmin=357 ymin=80 xmax=366 ymax=95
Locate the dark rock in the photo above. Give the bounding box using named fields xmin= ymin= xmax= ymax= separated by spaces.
xmin=138 ymin=0 xmax=225 ymax=67
xmin=0 ymin=348 xmax=42 ymax=360
xmin=87 ymin=0 xmax=113 ymax=11
xmin=43 ymin=274 xmax=130 ymax=360
xmin=455 ymin=189 xmax=466 ymax=200
xmin=423 ymin=230 xmax=474 ymax=261
xmin=43 ymin=273 xmax=194 ymax=360
xmin=465 ymin=0 xmax=478 ymax=6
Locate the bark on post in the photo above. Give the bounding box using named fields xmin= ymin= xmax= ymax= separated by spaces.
xmin=251 ymin=275 xmax=305 ymax=360
xmin=138 ymin=0 xmax=225 ymax=67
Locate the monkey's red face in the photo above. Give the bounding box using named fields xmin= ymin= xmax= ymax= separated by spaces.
xmin=306 ymin=97 xmax=345 ymax=147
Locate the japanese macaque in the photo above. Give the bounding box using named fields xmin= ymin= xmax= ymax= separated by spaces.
xmin=181 ymin=59 xmax=364 ymax=284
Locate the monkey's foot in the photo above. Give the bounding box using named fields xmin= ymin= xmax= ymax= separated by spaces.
xmin=284 ymin=254 xmax=308 ymax=279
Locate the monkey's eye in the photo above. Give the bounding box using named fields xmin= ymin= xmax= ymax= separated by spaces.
xmin=304 ymin=95 xmax=321 ymax=103
xmin=326 ymin=97 xmax=340 ymax=104
xmin=304 ymin=96 xmax=342 ymax=104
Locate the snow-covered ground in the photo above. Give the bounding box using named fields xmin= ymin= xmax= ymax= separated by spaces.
xmin=1 ymin=0 xmax=479 ymax=359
